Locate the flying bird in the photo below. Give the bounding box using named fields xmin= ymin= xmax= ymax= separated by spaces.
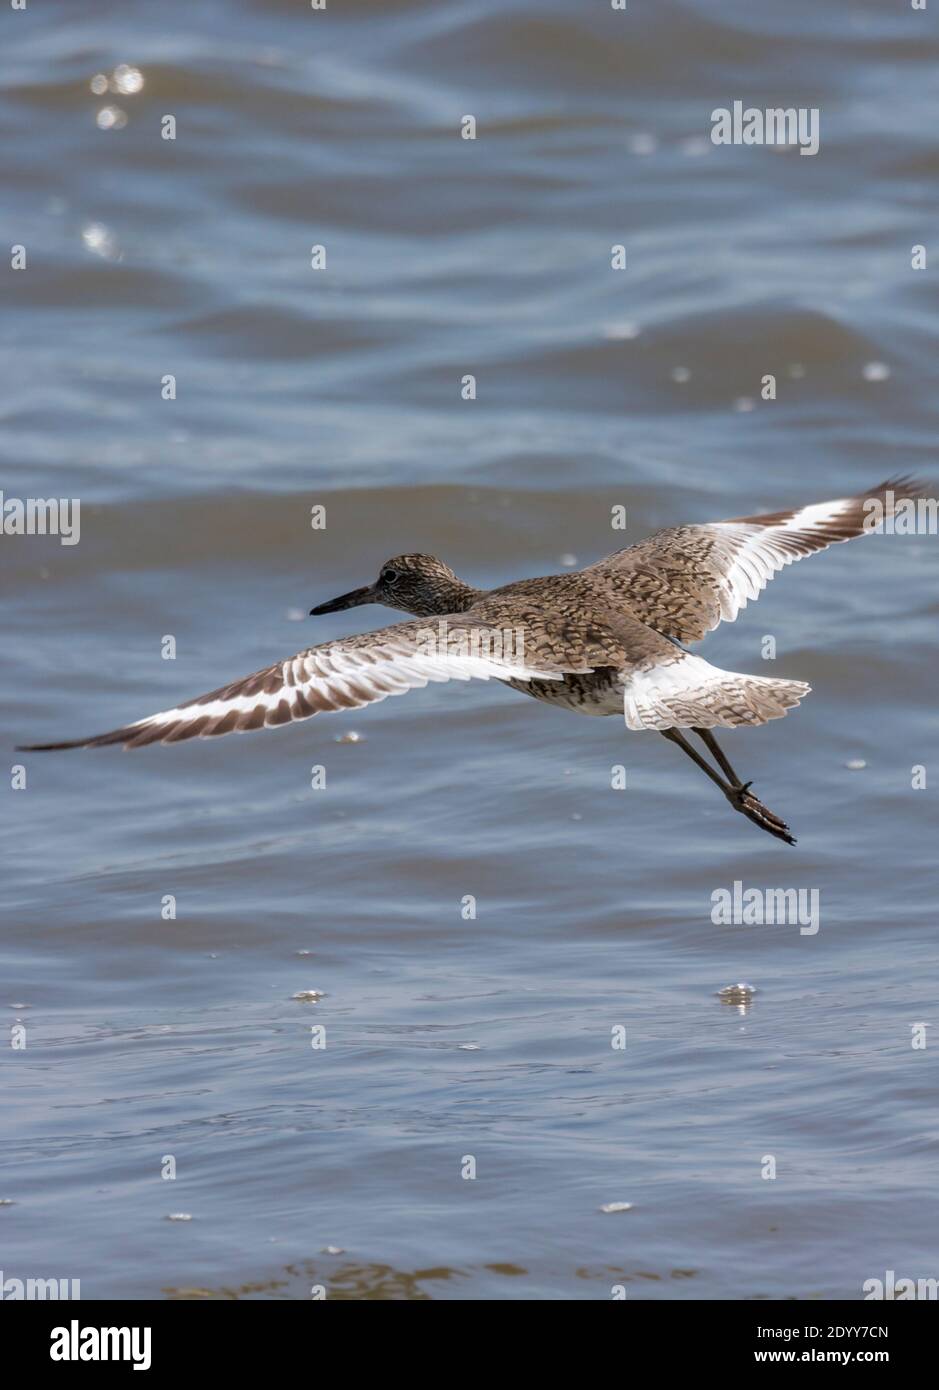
xmin=19 ymin=477 xmax=930 ymax=845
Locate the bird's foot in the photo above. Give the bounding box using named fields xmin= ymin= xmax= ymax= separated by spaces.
xmin=726 ymin=783 xmax=796 ymax=846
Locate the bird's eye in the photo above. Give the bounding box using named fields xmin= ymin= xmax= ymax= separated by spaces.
xmin=381 ymin=567 xmax=398 ymax=584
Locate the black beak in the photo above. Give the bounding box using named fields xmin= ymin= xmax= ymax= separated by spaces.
xmin=310 ymin=584 xmax=377 ymax=616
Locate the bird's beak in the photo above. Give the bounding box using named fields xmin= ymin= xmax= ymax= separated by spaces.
xmin=310 ymin=584 xmax=377 ymax=616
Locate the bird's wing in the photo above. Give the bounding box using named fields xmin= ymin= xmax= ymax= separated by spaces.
xmin=584 ymin=476 xmax=931 ymax=643
xmin=18 ymin=608 xmax=621 ymax=751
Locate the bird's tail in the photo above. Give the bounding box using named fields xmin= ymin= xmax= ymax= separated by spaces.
xmin=624 ymin=653 xmax=811 ymax=731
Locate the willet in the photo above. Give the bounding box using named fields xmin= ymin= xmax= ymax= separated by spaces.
xmin=19 ymin=477 xmax=930 ymax=845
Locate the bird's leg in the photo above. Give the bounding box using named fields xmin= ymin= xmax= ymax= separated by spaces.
xmin=660 ymin=728 xmax=796 ymax=846
xmin=660 ymin=727 xmax=732 ymax=792
xmin=692 ymin=729 xmax=792 ymax=839
xmin=692 ymin=727 xmax=744 ymax=787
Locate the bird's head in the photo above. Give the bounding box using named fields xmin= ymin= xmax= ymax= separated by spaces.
xmin=311 ymin=554 xmax=478 ymax=618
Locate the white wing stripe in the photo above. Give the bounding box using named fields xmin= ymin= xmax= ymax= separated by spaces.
xmin=711 ymin=494 xmax=873 ymax=623
xmin=107 ymin=644 xmax=568 ymax=745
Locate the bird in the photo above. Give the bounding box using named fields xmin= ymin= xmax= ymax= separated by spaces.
xmin=18 ymin=476 xmax=930 ymax=846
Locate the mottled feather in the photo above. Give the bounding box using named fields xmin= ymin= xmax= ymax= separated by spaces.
xmin=585 ymin=475 xmax=930 ymax=642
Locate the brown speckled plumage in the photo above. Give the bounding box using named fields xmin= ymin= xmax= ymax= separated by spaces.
xmin=586 ymin=475 xmax=928 ymax=642
xmin=18 ymin=478 xmax=932 ymax=846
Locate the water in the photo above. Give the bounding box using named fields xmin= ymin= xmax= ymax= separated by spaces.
xmin=3 ymin=0 xmax=938 ymax=1300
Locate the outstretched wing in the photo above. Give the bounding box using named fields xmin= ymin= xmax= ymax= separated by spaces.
xmin=585 ymin=476 xmax=931 ymax=643
xmin=17 ymin=609 xmax=612 ymax=751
